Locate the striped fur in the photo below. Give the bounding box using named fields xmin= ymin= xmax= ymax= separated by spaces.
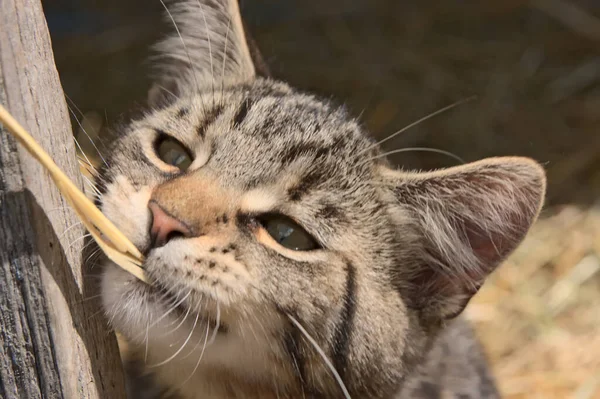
xmin=97 ymin=1 xmax=546 ymax=398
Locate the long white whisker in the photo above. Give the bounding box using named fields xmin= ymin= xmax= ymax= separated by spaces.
xmin=65 ymin=233 xmax=91 ymax=253
xmin=365 ymin=147 xmax=465 ymax=165
xmin=207 ymin=296 xmax=220 ymax=345
xmin=82 ymin=175 xmax=102 ymax=197
xmin=181 ymin=315 xmax=211 ymax=386
xmin=58 ymin=221 xmax=83 ymax=241
xmin=73 ymin=136 xmax=96 ymax=175
xmin=148 ymin=290 xmax=192 ymax=330
xmin=149 ymin=310 xmax=200 ymax=368
xmin=287 ymin=314 xmax=351 ymax=399
xmin=67 ymin=106 xmax=109 ymax=167
xmin=162 ymin=301 xmax=192 ymax=336
xmin=359 ymin=96 xmax=476 ymax=155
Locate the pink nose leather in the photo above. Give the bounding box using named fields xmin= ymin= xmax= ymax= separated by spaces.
xmin=148 ymin=201 xmax=192 ymax=248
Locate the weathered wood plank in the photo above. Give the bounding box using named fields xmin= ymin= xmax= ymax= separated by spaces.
xmin=0 ymin=0 xmax=127 ymax=397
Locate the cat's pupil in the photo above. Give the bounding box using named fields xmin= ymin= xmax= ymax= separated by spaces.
xmin=156 ymin=137 xmax=193 ymax=171
xmin=261 ymin=215 xmax=318 ymax=251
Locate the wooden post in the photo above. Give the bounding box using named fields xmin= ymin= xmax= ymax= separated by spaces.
xmin=0 ymin=0 xmax=127 ymax=397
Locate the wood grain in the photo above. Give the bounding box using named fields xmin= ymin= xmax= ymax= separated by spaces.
xmin=0 ymin=0 xmax=127 ymax=397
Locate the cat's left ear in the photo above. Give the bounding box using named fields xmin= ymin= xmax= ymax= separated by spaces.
xmin=381 ymin=157 xmax=546 ymax=320
xmin=148 ymin=0 xmax=256 ymax=107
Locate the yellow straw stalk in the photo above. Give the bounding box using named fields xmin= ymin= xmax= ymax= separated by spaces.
xmin=0 ymin=104 xmax=147 ymax=283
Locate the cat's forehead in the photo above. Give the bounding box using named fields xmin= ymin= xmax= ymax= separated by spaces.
xmin=138 ymin=80 xmax=377 ymax=193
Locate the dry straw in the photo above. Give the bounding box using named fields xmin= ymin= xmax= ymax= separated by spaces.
xmin=0 ymin=104 xmax=147 ymax=283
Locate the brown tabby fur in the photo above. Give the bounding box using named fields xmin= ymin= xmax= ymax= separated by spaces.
xmin=97 ymin=1 xmax=547 ymax=398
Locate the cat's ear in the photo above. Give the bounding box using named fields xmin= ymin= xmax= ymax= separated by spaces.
xmin=382 ymin=157 xmax=546 ymax=320
xmin=148 ymin=0 xmax=256 ymax=107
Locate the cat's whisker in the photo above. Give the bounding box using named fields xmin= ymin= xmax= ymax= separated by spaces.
xmin=82 ymin=174 xmax=102 ymax=197
xmin=179 ymin=303 xmax=206 ymax=360
xmin=287 ymin=314 xmax=351 ymax=399
xmin=67 ymin=105 xmax=110 ymax=168
xmin=64 ymin=94 xmax=85 ymax=118
xmin=180 ymin=311 xmax=211 ymax=386
xmin=73 ymin=135 xmax=96 ymax=176
xmin=206 ymin=294 xmax=220 ymax=346
xmin=63 ymin=233 xmax=92 ymax=254
xmin=84 ymin=247 xmax=104 ymax=266
xmin=149 ymin=310 xmax=200 ymax=368
xmin=58 ymin=221 xmax=84 ymax=242
xmin=149 ymin=290 xmax=192 ymax=331
xmin=364 ymin=147 xmax=465 ymax=165
xmin=80 ymin=293 xmax=105 ymax=303
xmin=358 ymin=96 xmax=477 ymax=156
xmin=196 ymin=0 xmax=215 ymax=109
xmin=162 ymin=298 xmax=192 ymax=337
xmin=154 ymin=84 xmax=179 ymax=105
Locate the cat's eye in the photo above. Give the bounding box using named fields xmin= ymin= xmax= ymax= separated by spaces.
xmin=258 ymin=214 xmax=319 ymax=251
xmin=155 ymin=136 xmax=193 ymax=171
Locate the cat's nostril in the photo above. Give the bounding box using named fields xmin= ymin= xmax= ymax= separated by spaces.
xmin=148 ymin=201 xmax=192 ymax=248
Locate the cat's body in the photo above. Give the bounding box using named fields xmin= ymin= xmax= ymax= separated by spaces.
xmin=97 ymin=1 xmax=545 ymax=398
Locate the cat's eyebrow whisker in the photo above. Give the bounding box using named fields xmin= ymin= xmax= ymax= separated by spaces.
xmin=358 ymin=96 xmax=477 ymax=156
xmin=149 ymin=310 xmax=200 ymax=368
xmin=155 ymin=84 xmax=179 ymax=104
xmin=65 ymin=94 xmax=85 ymax=119
xmin=364 ymin=147 xmax=466 ymax=165
xmin=78 ymin=157 xmax=98 ymax=176
xmin=67 ymin=105 xmax=109 ymax=168
xmin=73 ymin=135 xmax=97 ymax=175
xmin=287 ymin=314 xmax=352 ymax=399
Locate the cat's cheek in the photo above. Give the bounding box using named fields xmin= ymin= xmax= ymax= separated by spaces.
xmin=100 ymin=175 xmax=153 ymax=249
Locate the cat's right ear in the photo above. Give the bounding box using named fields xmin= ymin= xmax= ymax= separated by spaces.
xmin=381 ymin=157 xmax=546 ymax=321
xmin=148 ymin=0 xmax=256 ymax=108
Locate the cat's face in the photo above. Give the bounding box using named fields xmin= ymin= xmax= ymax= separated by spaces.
xmin=98 ymin=1 xmax=546 ymax=398
xmin=100 ymin=80 xmax=415 ymax=396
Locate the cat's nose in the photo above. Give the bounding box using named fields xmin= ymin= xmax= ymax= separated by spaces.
xmin=148 ymin=201 xmax=192 ymax=248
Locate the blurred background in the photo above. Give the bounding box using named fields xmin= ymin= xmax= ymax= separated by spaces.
xmin=42 ymin=0 xmax=600 ymax=397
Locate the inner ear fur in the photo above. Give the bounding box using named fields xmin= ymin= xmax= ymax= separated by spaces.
xmin=383 ymin=157 xmax=546 ymax=320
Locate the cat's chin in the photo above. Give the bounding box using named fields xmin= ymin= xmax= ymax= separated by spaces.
xmin=101 ymin=261 xmax=227 ymax=349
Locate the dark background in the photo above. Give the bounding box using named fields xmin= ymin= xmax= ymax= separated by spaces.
xmin=43 ymin=0 xmax=600 ymax=207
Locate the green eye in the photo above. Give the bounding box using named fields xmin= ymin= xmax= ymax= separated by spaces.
xmin=155 ymin=136 xmax=193 ymax=171
xmin=259 ymin=214 xmax=319 ymax=251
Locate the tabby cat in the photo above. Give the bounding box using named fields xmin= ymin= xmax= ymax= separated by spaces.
xmin=98 ymin=1 xmax=546 ymax=398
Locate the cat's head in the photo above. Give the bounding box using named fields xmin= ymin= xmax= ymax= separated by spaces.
xmin=99 ymin=1 xmax=546 ymax=397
